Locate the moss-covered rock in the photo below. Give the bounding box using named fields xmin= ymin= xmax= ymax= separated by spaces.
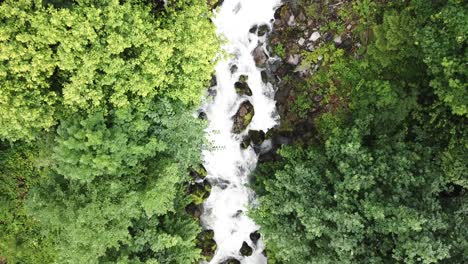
xmin=188 ymin=180 xmax=212 ymax=205
xmin=196 ymin=229 xmax=217 ymax=261
xmin=234 ymin=75 xmax=252 ymax=96
xmin=258 ymin=24 xmax=270 ymax=36
xmin=190 ymin=164 xmax=208 ymax=181
xmin=185 ymin=202 xmax=202 ymax=219
xmin=232 ymin=101 xmax=254 ymax=133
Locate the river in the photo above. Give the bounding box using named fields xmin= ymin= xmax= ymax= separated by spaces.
xmin=199 ymin=0 xmax=281 ymax=263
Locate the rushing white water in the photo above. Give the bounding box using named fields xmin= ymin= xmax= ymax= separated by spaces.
xmin=200 ymin=0 xmax=281 ymax=263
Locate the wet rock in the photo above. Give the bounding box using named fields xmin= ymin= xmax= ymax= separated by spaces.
xmin=208 ymin=87 xmax=217 ymax=97
xmin=309 ymin=31 xmax=321 ymax=42
xmin=241 ymin=136 xmax=251 ymax=149
xmin=232 ymin=101 xmax=254 ymax=133
xmin=221 ymin=258 xmax=241 ymax=264
xmin=240 ymin=241 xmax=253 ymax=256
xmin=286 ymin=54 xmax=301 ymax=66
xmin=190 ymin=164 xmax=207 ymax=180
xmin=230 ymin=64 xmax=238 ymax=74
xmin=252 ymin=45 xmax=268 ymax=67
xmin=261 ymin=70 xmax=268 ymax=83
xmin=250 ymin=231 xmax=261 ymax=244
xmin=234 ymin=75 xmax=252 ymax=96
xmin=249 ymin=24 xmax=258 ymax=34
xmin=185 ymin=202 xmax=202 ymax=218
xmin=211 ymin=178 xmax=230 ymax=189
xmin=248 ymin=130 xmax=265 ymax=145
xmin=198 ymin=111 xmax=207 ymax=120
xmin=209 ymin=75 xmax=217 ymax=87
xmin=188 ymin=180 xmax=212 ymax=205
xmin=197 ymin=230 xmax=217 ymax=261
xmin=257 ymin=24 xmax=270 ymax=36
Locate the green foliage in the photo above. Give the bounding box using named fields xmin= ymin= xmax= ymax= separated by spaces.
xmin=253 ymin=0 xmax=467 ymax=263
xmin=0 ymin=0 xmax=219 ymax=142
xmin=419 ymin=0 xmax=468 ymax=116
xmin=0 ymin=143 xmax=55 ymax=263
xmin=0 ymin=0 xmax=219 ymax=263
xmin=274 ymin=43 xmax=286 ymax=59
xmin=253 ymin=117 xmax=466 ymax=263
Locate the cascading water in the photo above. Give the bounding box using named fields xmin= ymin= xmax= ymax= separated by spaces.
xmin=199 ymin=0 xmax=281 ymax=263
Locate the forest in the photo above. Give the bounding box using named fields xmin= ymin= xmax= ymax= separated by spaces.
xmin=0 ymin=0 xmax=466 ymax=264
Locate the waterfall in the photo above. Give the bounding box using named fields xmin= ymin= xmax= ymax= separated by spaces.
xmin=199 ymin=0 xmax=281 ymax=263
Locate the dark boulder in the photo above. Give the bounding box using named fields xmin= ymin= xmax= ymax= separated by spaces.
xmin=261 ymin=70 xmax=268 ymax=83
xmin=248 ymin=130 xmax=265 ymax=145
xmin=250 ymin=231 xmax=261 ymax=244
xmin=257 ymin=24 xmax=270 ymax=36
xmin=185 ymin=202 xmax=202 ymax=219
xmin=197 ymin=230 xmax=217 ymax=261
xmin=209 ymin=74 xmax=217 ymax=87
xmin=249 ymin=24 xmax=258 ymax=34
xmin=221 ymin=258 xmax=241 ymax=264
xmin=230 ymin=64 xmax=238 ymax=73
xmin=190 ymin=164 xmax=207 ymax=180
xmin=198 ymin=111 xmax=207 ymax=120
xmin=232 ymin=101 xmax=254 ymax=133
xmin=188 ymin=180 xmax=212 ymax=205
xmin=234 ymin=75 xmax=252 ymax=96
xmin=240 ymin=241 xmax=253 ymax=256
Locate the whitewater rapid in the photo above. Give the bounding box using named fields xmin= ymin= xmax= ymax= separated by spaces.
xmin=199 ymin=0 xmax=281 ymax=263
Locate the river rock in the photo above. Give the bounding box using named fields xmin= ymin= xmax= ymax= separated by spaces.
xmin=209 ymin=74 xmax=217 ymax=87
xmin=261 ymin=70 xmax=268 ymax=83
xmin=232 ymin=101 xmax=254 ymax=133
xmin=190 ymin=164 xmax=207 ymax=180
xmin=250 ymin=231 xmax=261 ymax=244
xmin=241 ymin=136 xmax=251 ymax=149
xmin=252 ymin=45 xmax=268 ymax=67
xmin=240 ymin=241 xmax=253 ymax=256
xmin=211 ymin=178 xmax=230 ymax=190
xmin=230 ymin=64 xmax=238 ymax=73
xmin=257 ymin=24 xmax=270 ymax=36
xmin=198 ymin=111 xmax=207 ymax=120
xmin=197 ymin=230 xmax=217 ymax=261
xmin=188 ymin=180 xmax=212 ymax=205
xmin=234 ymin=75 xmax=252 ymax=96
xmin=185 ymin=202 xmax=202 ymax=218
xmin=221 ymin=258 xmax=241 ymax=264
xmin=249 ymin=24 xmax=258 ymax=34
xmin=248 ymin=130 xmax=265 ymax=145
xmin=309 ymin=31 xmax=321 ymax=42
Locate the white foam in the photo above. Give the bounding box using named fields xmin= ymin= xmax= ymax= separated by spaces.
xmin=200 ymin=1 xmax=281 ymax=263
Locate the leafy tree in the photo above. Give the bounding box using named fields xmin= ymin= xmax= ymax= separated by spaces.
xmin=252 ymin=1 xmax=467 ymax=263
xmin=0 ymin=0 xmax=218 ymax=263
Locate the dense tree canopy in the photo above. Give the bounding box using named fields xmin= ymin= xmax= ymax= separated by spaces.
xmin=252 ymin=0 xmax=467 ymax=263
xmin=0 ymin=0 xmax=219 ymax=263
